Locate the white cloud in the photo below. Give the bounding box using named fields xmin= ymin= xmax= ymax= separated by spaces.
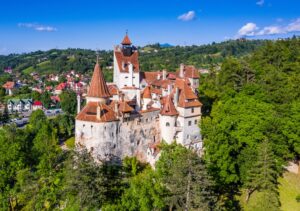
xmin=237 ymin=18 xmax=300 ymax=37
xmin=257 ymin=26 xmax=284 ymax=35
xmin=18 ymin=23 xmax=57 ymax=32
xmin=238 ymin=23 xmax=259 ymax=36
xmin=286 ymin=18 xmax=300 ymax=32
xmin=178 ymin=11 xmax=196 ymax=21
xmin=256 ymin=0 xmax=265 ymax=6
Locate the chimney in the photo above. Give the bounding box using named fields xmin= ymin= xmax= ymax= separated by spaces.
xmin=114 ymin=102 xmax=119 ymax=116
xmin=77 ymin=94 xmax=81 ymax=114
xmin=157 ymin=73 xmax=161 ymax=80
xmin=163 ymin=70 xmax=167 ymax=80
xmin=96 ymin=104 xmax=101 ymax=120
xmin=174 ymin=87 xmax=179 ymax=106
xmin=136 ymin=90 xmax=141 ymax=111
xmin=167 ymin=84 xmax=172 ymax=95
xmin=179 ymin=63 xmax=184 ymax=78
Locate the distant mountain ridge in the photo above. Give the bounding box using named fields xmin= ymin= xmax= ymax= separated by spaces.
xmin=0 ymin=39 xmax=268 ymax=76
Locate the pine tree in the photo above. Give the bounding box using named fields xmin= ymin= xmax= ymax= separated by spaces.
xmin=244 ymin=139 xmax=280 ymax=210
xmin=156 ymin=143 xmax=217 ymax=210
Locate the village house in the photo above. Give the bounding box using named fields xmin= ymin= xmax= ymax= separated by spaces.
xmin=2 ymin=81 xmax=15 ymax=96
xmin=7 ymin=99 xmax=33 ymax=113
xmin=32 ymin=101 xmax=43 ymax=110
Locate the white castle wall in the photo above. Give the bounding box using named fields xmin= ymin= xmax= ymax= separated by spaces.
xmin=159 ymin=114 xmax=176 ymax=144
xmin=75 ymin=110 xmax=161 ymax=162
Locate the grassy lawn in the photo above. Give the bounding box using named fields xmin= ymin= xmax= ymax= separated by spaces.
xmin=279 ymin=172 xmax=300 ymax=211
xmin=239 ymin=172 xmax=300 ymax=211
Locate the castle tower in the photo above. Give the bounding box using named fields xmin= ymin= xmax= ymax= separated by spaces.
xmin=159 ymin=95 xmax=178 ymax=144
xmin=86 ymin=60 xmax=111 ymax=104
xmin=142 ymin=86 xmax=152 ymax=110
xmin=113 ymin=33 xmax=140 ymax=94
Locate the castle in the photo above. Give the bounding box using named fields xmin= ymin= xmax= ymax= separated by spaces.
xmin=75 ymin=34 xmax=203 ymax=165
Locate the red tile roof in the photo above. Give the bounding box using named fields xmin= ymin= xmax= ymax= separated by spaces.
xmin=108 ymin=84 xmax=119 ymax=95
xmin=141 ymin=71 xmax=161 ymax=84
xmin=184 ymin=65 xmax=200 ymax=79
xmin=2 ymin=81 xmax=15 ymax=89
xmin=151 ymin=79 xmax=172 ymax=89
xmin=121 ymin=34 xmax=132 ymax=45
xmin=87 ymin=62 xmax=111 ymax=98
xmin=176 ymin=65 xmax=200 ymax=79
xmin=56 ymin=83 xmax=67 ymax=91
xmin=160 ymin=96 xmax=178 ymax=116
xmin=33 ymin=101 xmax=43 ymax=106
xmin=115 ymin=51 xmax=139 ymax=73
xmin=51 ymin=96 xmax=60 ymax=102
xmin=109 ymin=101 xmax=134 ymax=113
xmin=142 ymin=86 xmax=151 ymax=99
xmin=76 ymin=102 xmax=118 ymax=123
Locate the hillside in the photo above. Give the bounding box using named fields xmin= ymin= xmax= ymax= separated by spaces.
xmin=0 ymin=39 xmax=267 ymax=76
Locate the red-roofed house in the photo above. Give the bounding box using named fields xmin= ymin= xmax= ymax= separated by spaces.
xmin=2 ymin=81 xmax=15 ymax=96
xmin=33 ymin=101 xmax=43 ymax=110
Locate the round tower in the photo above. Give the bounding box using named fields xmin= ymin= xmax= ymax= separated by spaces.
xmin=159 ymin=96 xmax=178 ymax=144
xmin=86 ymin=60 xmax=111 ymax=104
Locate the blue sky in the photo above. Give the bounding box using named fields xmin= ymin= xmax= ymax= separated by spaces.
xmin=0 ymin=0 xmax=299 ymax=54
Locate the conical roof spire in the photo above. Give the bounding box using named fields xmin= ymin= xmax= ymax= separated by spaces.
xmin=121 ymin=32 xmax=132 ymax=45
xmin=87 ymin=61 xmax=111 ymax=98
xmin=160 ymin=95 xmax=178 ymax=116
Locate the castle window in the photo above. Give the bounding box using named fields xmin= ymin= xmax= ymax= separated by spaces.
xmin=166 ymin=122 xmax=170 ymax=127
xmin=83 ymin=124 xmax=85 ymax=127
xmin=125 ymin=76 xmax=128 ymax=79
xmin=188 ymin=121 xmax=192 ymax=126
xmin=195 ymin=120 xmax=198 ymax=125
xmin=191 ymin=108 xmax=194 ymax=113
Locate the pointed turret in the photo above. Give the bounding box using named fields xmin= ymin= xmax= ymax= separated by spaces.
xmin=142 ymin=86 xmax=152 ymax=99
xmin=160 ymin=96 xmax=178 ymax=116
xmin=87 ymin=61 xmax=111 ymax=100
xmin=121 ymin=34 xmax=132 ymax=45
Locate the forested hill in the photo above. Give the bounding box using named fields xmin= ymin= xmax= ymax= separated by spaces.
xmin=0 ymin=39 xmax=267 ymax=75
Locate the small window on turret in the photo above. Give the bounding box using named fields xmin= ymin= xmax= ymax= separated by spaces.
xmin=195 ymin=120 xmax=197 ymax=124
xmin=166 ymin=122 xmax=170 ymax=127
xmin=188 ymin=121 xmax=192 ymax=126
xmin=191 ymin=108 xmax=194 ymax=113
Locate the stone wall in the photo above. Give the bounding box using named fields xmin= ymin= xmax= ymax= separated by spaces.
xmin=75 ymin=110 xmax=161 ymax=163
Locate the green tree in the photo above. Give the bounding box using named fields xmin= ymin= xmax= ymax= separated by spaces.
xmin=156 ymin=143 xmax=217 ymax=210
xmin=244 ymin=139 xmax=280 ymax=210
xmin=40 ymin=91 xmax=52 ymax=109
xmin=31 ymin=91 xmax=41 ymax=101
xmin=28 ymin=109 xmax=47 ymax=133
xmin=59 ymin=90 xmax=77 ymax=115
xmin=119 ymin=167 xmax=167 ymax=211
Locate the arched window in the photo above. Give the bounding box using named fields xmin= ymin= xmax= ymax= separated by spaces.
xmin=166 ymin=122 xmax=170 ymax=127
